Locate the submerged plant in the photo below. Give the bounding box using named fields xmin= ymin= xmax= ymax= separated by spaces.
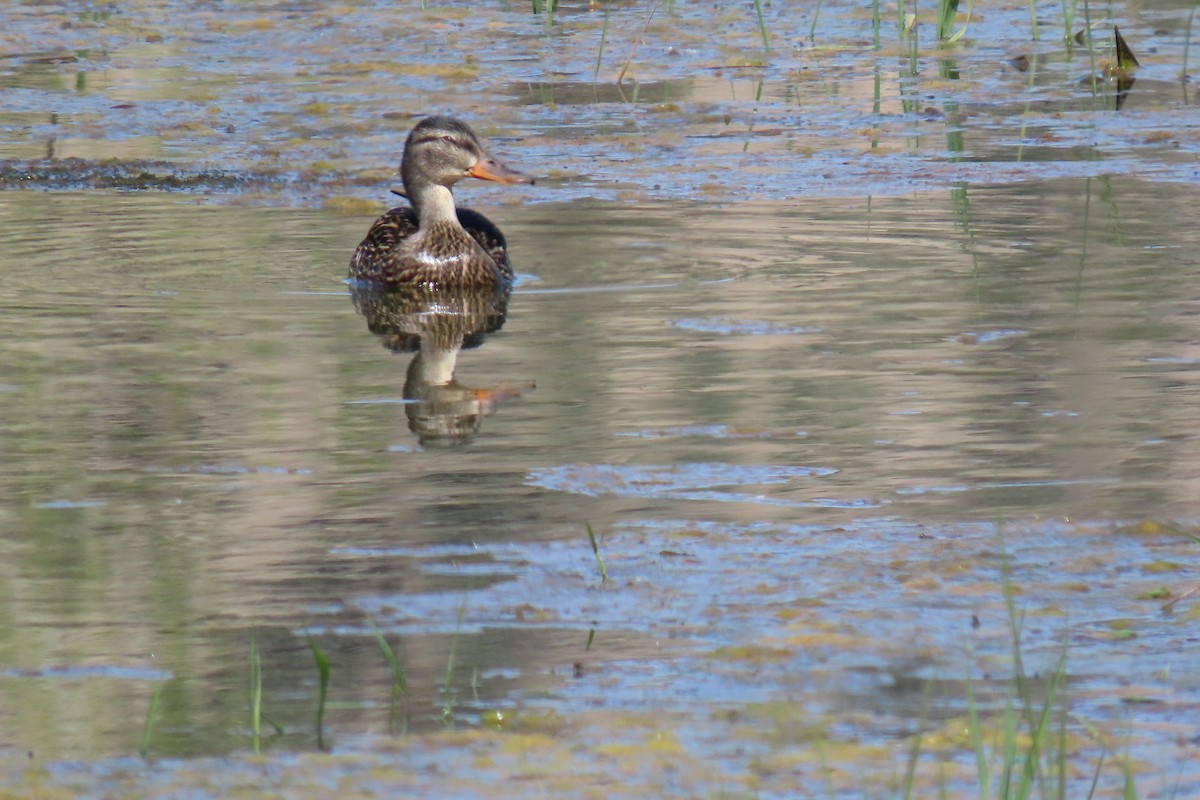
xmin=441 ymin=595 xmax=469 ymax=725
xmin=1184 ymin=6 xmax=1197 ymax=93
xmin=751 ymin=0 xmax=770 ymax=52
xmin=250 ymin=636 xmax=263 ymax=754
xmin=139 ymin=684 xmax=164 ymax=758
xmin=308 ymin=636 xmax=331 ymax=750
xmin=532 ymin=0 xmax=557 ymax=23
xmin=807 ymin=0 xmax=824 ymax=45
xmin=936 ymin=0 xmax=974 ymax=43
xmin=616 ymin=1 xmax=660 ymax=101
xmin=962 ymin=550 xmax=1138 ymax=798
xmin=1061 ymin=0 xmax=1080 ymax=46
xmin=369 ymin=619 xmax=411 ymax=735
xmin=586 ymin=522 xmax=608 ymax=584
xmin=936 ymin=0 xmax=959 ymax=42
xmin=594 ymin=2 xmax=611 ymax=82
xmin=247 ymin=635 xmax=283 ymax=753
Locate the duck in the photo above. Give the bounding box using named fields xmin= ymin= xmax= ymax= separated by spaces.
xmin=349 ymin=116 xmax=534 ymax=287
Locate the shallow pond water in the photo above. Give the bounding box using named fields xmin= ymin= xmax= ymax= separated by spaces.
xmin=3 ymin=0 xmax=1200 ymax=796
xmin=2 ymin=178 xmax=1200 ymax=796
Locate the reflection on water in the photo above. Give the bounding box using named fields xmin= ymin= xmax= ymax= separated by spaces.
xmin=350 ymin=282 xmax=525 ymax=446
xmin=2 ymin=180 xmax=1200 ymax=792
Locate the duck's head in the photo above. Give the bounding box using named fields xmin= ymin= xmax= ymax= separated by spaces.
xmin=400 ymin=116 xmax=533 ymax=197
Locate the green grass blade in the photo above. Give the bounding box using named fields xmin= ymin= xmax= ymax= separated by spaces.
xmin=261 ymin=711 xmax=285 ymax=737
xmin=594 ymin=3 xmax=610 ymax=82
xmin=369 ymin=620 xmax=409 ymax=691
xmin=1080 ymin=0 xmax=1098 ymax=101
xmin=901 ymin=721 xmax=923 ymax=799
xmin=139 ymin=683 xmax=164 ymax=758
xmin=1014 ymin=642 xmax=1068 ymax=800
xmin=308 ymin=636 xmax=331 ymax=750
xmin=1183 ymin=6 xmax=1197 ymax=96
xmin=1122 ymin=764 xmax=1138 ymax=800
xmin=586 ymin=522 xmax=608 ymax=583
xmin=1086 ymin=751 xmax=1106 ymax=799
xmin=442 ymin=595 xmax=468 ymax=724
xmin=751 ymin=0 xmax=770 ymax=51
xmin=945 ymin=0 xmax=973 ymax=43
xmin=964 ymin=670 xmax=990 ymax=800
xmin=368 ymin=619 xmax=410 ymax=734
xmin=1056 ymin=651 xmax=1070 ymax=800
xmin=902 ymin=679 xmax=934 ymax=800
xmin=999 ymin=675 xmax=1018 ymax=797
xmin=936 ymin=0 xmax=959 ymax=41
xmin=250 ymin=635 xmax=262 ymax=754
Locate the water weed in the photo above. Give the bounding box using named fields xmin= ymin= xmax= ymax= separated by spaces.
xmin=751 ymin=0 xmax=770 ymax=52
xmin=594 ymin=2 xmax=610 ymax=82
xmin=307 ymin=637 xmax=331 ymax=750
xmin=369 ymin=619 xmax=411 ymax=735
xmin=139 ymin=684 xmax=163 ymax=758
xmin=586 ymin=522 xmax=608 ymax=584
xmin=441 ymin=595 xmax=469 ymax=725
xmin=250 ymin=636 xmax=262 ymax=754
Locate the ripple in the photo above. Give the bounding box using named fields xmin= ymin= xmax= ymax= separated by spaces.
xmin=896 ymin=477 xmax=1118 ymax=496
xmin=616 ymin=424 xmax=806 ymax=440
xmin=34 ymin=499 xmax=107 ymax=510
xmin=2 ymin=664 xmax=172 ymax=681
xmin=670 ymin=318 xmax=820 ymax=336
xmin=527 ymin=462 xmax=837 ymax=500
xmin=144 ymin=464 xmax=312 ymax=476
xmin=957 ymin=328 xmax=1028 ymax=344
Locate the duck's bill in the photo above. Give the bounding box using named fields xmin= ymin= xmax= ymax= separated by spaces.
xmin=468 ymin=157 xmax=535 ymax=185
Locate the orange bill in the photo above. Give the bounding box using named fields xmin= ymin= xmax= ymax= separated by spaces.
xmin=468 ymin=157 xmax=535 ymax=185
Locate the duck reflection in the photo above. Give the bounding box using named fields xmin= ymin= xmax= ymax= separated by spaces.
xmin=350 ymin=282 xmax=528 ymax=447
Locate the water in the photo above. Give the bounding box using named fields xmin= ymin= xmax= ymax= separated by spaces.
xmin=3 ymin=0 xmax=1200 ymax=794
xmin=2 ymin=176 xmax=1199 ymax=795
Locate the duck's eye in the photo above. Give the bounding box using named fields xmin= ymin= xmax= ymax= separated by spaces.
xmin=416 ymin=134 xmax=455 ymax=146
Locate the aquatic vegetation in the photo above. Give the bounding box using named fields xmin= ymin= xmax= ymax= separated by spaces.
xmin=750 ymin=0 xmax=769 ymax=52
xmin=935 ymin=0 xmax=971 ymax=43
xmin=369 ymin=620 xmax=410 ymax=735
xmin=139 ymin=684 xmax=163 ymax=758
xmin=1184 ymin=7 xmax=1197 ymax=84
xmin=585 ymin=521 xmax=608 ymax=584
xmin=249 ymin=637 xmax=262 ymax=754
xmin=2 ymin=0 xmax=1199 ymax=796
xmin=307 ymin=637 xmax=331 ymax=751
xmin=441 ymin=596 xmax=469 ymax=726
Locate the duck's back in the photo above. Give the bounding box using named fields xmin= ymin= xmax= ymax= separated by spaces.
xmin=349 ymin=206 xmax=513 ymax=286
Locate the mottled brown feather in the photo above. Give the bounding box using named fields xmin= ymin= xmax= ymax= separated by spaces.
xmin=349 ymin=204 xmax=514 ymax=287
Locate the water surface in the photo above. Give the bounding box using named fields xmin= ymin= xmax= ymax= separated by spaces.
xmin=3 ymin=0 xmax=1200 ymax=795
xmin=2 ymin=176 xmax=1200 ymax=795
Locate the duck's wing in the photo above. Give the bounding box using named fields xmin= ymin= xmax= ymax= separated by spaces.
xmin=349 ymin=206 xmax=420 ymax=281
xmin=457 ymin=207 xmax=512 ymax=273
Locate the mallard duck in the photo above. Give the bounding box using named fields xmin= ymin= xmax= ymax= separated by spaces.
xmin=350 ymin=116 xmax=533 ymax=287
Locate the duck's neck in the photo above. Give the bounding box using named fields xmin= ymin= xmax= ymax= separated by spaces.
xmin=409 ymin=183 xmax=461 ymax=231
